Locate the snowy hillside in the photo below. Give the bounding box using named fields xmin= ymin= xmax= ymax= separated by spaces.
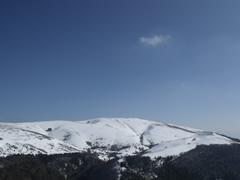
xmin=0 ymin=123 xmax=80 ymax=156
xmin=0 ymin=118 xmax=235 ymax=158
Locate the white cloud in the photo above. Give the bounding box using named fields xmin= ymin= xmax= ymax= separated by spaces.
xmin=139 ymin=34 xmax=171 ymax=47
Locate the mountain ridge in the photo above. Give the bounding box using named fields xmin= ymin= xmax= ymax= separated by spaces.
xmin=0 ymin=118 xmax=236 ymax=158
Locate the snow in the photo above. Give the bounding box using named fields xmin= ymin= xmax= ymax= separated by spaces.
xmin=145 ymin=133 xmax=231 ymax=158
xmin=142 ymin=124 xmax=194 ymax=146
xmin=0 ymin=118 xmax=234 ymax=158
xmin=0 ymin=123 xmax=80 ymax=156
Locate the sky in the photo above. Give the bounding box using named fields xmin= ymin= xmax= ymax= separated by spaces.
xmin=0 ymin=0 xmax=240 ymax=137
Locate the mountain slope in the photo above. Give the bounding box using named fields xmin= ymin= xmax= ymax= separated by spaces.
xmin=0 ymin=118 xmax=235 ymax=158
xmin=0 ymin=124 xmax=80 ymax=156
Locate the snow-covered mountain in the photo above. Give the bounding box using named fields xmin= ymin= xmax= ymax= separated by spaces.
xmin=0 ymin=118 xmax=235 ymax=158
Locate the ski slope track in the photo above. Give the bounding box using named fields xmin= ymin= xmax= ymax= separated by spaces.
xmin=0 ymin=118 xmax=236 ymax=158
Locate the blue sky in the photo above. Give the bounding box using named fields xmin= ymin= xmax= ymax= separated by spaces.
xmin=1 ymin=0 xmax=240 ymax=137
